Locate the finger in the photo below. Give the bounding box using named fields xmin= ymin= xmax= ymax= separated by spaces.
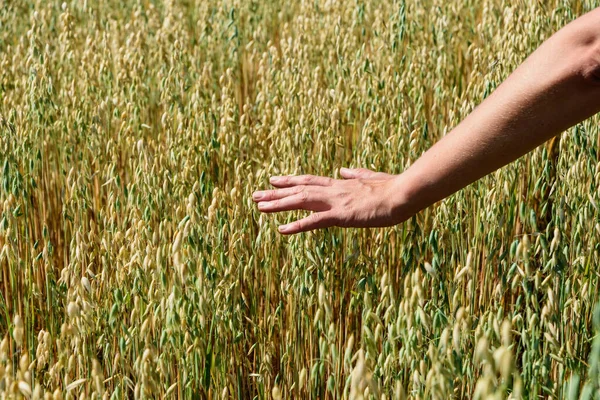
xmin=278 ymin=211 xmax=335 ymax=234
xmin=340 ymin=167 xmax=377 ymax=179
xmin=269 ymin=175 xmax=333 ymax=188
xmin=252 ymin=185 xmax=304 ymax=202
xmin=257 ymin=190 xmax=326 ymax=213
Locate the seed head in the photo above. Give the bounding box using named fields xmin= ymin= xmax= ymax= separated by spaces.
xmin=13 ymin=315 xmax=24 ymax=346
xmin=67 ymin=302 xmax=80 ymax=319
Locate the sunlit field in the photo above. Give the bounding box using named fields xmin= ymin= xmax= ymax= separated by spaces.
xmin=2 ymin=0 xmax=600 ymax=398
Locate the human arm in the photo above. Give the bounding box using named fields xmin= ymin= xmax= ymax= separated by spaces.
xmin=252 ymin=8 xmax=600 ymax=235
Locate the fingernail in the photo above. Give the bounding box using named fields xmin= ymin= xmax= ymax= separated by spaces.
xmin=253 ymin=191 xmax=264 ymax=200
xmin=270 ymin=176 xmax=281 ymax=183
xmin=278 ymin=224 xmax=290 ymax=233
xmin=340 ymin=167 xmax=350 ymax=173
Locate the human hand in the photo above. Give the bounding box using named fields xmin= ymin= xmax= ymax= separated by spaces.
xmin=252 ymin=167 xmax=411 ymax=234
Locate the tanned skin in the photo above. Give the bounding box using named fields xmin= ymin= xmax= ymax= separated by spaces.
xmin=252 ymin=8 xmax=600 ymax=235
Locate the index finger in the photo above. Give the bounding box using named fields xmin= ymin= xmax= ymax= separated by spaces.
xmin=269 ymin=175 xmax=333 ymax=188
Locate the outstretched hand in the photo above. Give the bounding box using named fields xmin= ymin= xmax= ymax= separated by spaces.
xmin=252 ymin=167 xmax=410 ymax=234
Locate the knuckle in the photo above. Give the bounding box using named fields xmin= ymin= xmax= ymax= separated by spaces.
xmin=299 ymin=189 xmax=310 ymax=203
xmin=336 ymin=190 xmax=348 ymax=199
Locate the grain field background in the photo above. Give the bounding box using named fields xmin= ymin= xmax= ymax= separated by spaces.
xmin=1 ymin=0 xmax=600 ymax=398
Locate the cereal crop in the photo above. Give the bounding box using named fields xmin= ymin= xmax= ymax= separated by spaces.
xmin=1 ymin=0 xmax=600 ymax=398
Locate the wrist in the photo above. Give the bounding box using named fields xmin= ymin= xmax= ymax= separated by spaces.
xmin=388 ymin=172 xmax=427 ymax=222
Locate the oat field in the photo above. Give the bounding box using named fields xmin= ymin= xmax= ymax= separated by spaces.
xmin=2 ymin=0 xmax=600 ymax=398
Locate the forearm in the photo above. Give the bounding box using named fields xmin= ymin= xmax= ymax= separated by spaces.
xmin=395 ymin=8 xmax=600 ymax=216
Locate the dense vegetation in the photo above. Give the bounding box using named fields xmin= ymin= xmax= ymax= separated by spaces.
xmin=2 ymin=0 xmax=600 ymax=398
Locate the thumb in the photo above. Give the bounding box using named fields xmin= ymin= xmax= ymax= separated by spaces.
xmin=340 ymin=167 xmax=378 ymax=179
